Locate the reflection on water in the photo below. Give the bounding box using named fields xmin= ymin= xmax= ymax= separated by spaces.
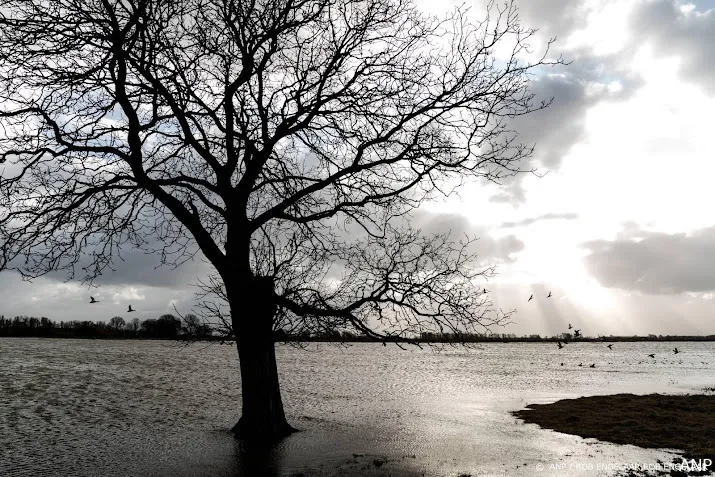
xmin=1 ymin=339 xmax=714 ymax=476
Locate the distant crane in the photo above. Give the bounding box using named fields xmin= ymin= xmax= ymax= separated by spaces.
xmin=89 ymin=297 xmax=99 ymax=304
xmin=127 ymin=305 xmax=135 ymax=313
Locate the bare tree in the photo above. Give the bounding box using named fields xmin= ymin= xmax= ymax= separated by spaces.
xmin=0 ymin=0 xmax=564 ymax=440
xmin=179 ymin=312 xmax=211 ymax=338
xmin=109 ymin=316 xmax=126 ymax=330
xmin=129 ymin=317 xmax=141 ymax=333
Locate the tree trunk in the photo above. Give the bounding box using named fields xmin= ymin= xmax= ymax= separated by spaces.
xmin=229 ymin=276 xmax=296 ymax=441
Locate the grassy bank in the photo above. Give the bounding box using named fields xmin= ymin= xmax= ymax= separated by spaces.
xmin=513 ymin=393 xmax=715 ymax=473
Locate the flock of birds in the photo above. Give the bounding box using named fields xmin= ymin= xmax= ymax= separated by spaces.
xmin=89 ymin=296 xmax=135 ymax=314
xmin=527 ymin=291 xmax=684 ymax=368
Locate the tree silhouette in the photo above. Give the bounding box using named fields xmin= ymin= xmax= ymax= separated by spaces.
xmin=109 ymin=316 xmax=126 ymax=330
xmin=0 ymin=0 xmax=563 ymax=440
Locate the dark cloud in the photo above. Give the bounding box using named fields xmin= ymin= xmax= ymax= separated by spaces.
xmin=92 ymin=247 xmax=212 ymax=288
xmin=583 ymin=225 xmax=715 ymax=294
xmin=630 ymin=0 xmax=715 ymax=94
xmin=23 ymin=236 xmax=214 ymax=289
xmin=411 ymin=210 xmax=525 ymax=263
xmin=500 ymin=212 xmax=579 ymax=228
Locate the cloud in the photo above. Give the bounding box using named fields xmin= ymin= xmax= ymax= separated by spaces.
xmin=583 ymin=225 xmax=715 ymax=294
xmin=515 ymin=0 xmax=589 ymax=39
xmin=500 ymin=212 xmax=580 ymax=228
xmin=630 ymin=0 xmax=715 ymax=94
xmin=91 ymin=247 xmax=213 ymax=288
xmin=0 ymin=269 xmax=199 ymax=322
xmin=8 ymin=229 xmax=215 ymax=289
xmin=488 ymin=49 xmax=644 ymax=205
xmin=411 ymin=210 xmax=525 ymax=263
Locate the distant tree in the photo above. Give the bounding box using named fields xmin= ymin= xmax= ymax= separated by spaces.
xmin=140 ymin=319 xmax=158 ymax=337
xmin=157 ymin=314 xmax=182 ymax=338
xmin=109 ymin=316 xmax=126 ymax=330
xmin=127 ymin=317 xmax=140 ymax=334
xmin=0 ymin=0 xmax=563 ymax=440
xmin=182 ymin=313 xmax=203 ymax=336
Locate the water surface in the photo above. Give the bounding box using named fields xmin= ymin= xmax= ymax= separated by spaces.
xmin=2 ymin=339 xmax=714 ymax=476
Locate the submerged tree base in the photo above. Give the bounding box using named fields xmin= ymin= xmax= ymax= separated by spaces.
xmin=231 ymin=417 xmax=299 ymax=442
xmin=513 ymin=393 xmax=715 ymax=468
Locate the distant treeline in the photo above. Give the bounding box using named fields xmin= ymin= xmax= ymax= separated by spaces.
xmin=285 ymin=331 xmax=715 ymax=343
xmin=1 ymin=315 xmax=714 ymax=342
xmin=0 ymin=314 xmax=211 ymax=340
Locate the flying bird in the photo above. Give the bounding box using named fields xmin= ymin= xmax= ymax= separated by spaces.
xmin=574 ymin=329 xmax=581 ymax=337
xmin=589 ymin=363 xmax=595 ymax=368
xmin=547 ymin=291 xmax=552 ymax=298
xmin=89 ymin=297 xmax=99 ymax=304
xmin=557 ymin=341 xmax=564 ymax=349
xmin=673 ymin=347 xmax=680 ymax=354
xmin=528 ymin=294 xmax=533 ymax=302
xmin=560 ymin=363 xmax=564 ymax=366
xmin=483 ymin=288 xmax=487 ymax=294
xmin=648 ymin=354 xmax=655 ymax=358
xmin=568 ymin=324 xmax=572 ymax=329
xmin=607 ymin=344 xmax=613 ymax=350
xmin=578 ymin=363 xmax=583 ymax=367
xmin=127 ymin=305 xmax=135 ymax=313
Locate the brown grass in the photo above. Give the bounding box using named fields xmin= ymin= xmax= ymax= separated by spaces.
xmin=513 ymin=393 xmax=715 ymax=462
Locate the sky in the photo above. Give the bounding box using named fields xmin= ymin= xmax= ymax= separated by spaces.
xmin=1 ymin=0 xmax=714 ymax=337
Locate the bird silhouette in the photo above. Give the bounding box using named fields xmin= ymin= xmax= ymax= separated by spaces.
xmin=648 ymin=354 xmax=655 ymax=358
xmin=528 ymin=294 xmax=533 ymax=302
xmin=483 ymin=288 xmax=487 ymax=293
xmin=568 ymin=324 xmax=572 ymax=329
xmin=578 ymin=363 xmax=583 ymax=367
xmin=127 ymin=305 xmax=135 ymax=313
xmin=574 ymin=329 xmax=581 ymax=338
xmin=607 ymin=344 xmax=613 ymax=350
xmin=547 ymin=291 xmax=552 ymax=298
xmin=673 ymin=347 xmax=680 ymax=354
xmin=89 ymin=297 xmax=99 ymax=304
xmin=589 ymin=363 xmax=595 ymax=368
xmin=560 ymin=363 xmax=564 ymax=366
xmin=557 ymin=341 xmax=564 ymax=349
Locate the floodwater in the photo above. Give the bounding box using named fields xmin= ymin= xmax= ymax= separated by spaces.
xmin=1 ymin=339 xmax=714 ymax=477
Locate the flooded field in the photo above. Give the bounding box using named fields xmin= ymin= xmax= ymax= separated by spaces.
xmin=2 ymin=339 xmax=714 ymax=476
